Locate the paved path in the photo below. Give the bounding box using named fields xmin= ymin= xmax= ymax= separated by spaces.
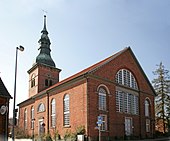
xmin=8 ymin=137 xmax=170 ymax=141
xmin=8 ymin=139 xmax=32 ymax=141
xmin=128 ymin=137 xmax=170 ymax=141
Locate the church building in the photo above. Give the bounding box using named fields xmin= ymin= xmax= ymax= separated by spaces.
xmin=18 ymin=16 xmax=155 ymax=140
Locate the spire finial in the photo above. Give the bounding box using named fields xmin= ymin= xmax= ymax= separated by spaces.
xmin=41 ymin=14 xmax=48 ymax=34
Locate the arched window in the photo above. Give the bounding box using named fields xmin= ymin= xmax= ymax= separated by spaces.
xmin=98 ymin=87 xmax=107 ymax=111
xmin=31 ymin=74 xmax=35 ymax=88
xmin=64 ymin=94 xmax=70 ymax=126
xmin=31 ymin=106 xmax=34 ymax=129
xmin=37 ymin=103 xmax=45 ymax=112
xmin=116 ymin=69 xmax=138 ymax=89
xmin=145 ymin=99 xmax=150 ymax=117
xmin=51 ymin=99 xmax=56 ymax=127
xmin=24 ymin=108 xmax=27 ymax=129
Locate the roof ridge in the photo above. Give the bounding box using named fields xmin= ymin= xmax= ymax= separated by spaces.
xmin=45 ymin=47 xmax=130 ymax=91
xmin=88 ymin=47 xmax=130 ymax=73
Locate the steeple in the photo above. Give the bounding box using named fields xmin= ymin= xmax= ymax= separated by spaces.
xmin=36 ymin=15 xmax=56 ymax=67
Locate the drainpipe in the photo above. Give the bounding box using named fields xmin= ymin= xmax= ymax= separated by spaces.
xmin=139 ymin=92 xmax=142 ymax=139
xmin=85 ymin=75 xmax=89 ymax=140
xmin=47 ymin=92 xmax=50 ymax=134
xmin=5 ymin=99 xmax=9 ymax=141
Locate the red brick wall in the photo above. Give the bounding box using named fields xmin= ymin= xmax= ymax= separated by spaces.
xmin=19 ymin=79 xmax=88 ymax=138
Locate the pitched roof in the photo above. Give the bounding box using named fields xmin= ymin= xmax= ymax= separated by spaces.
xmin=0 ymin=77 xmax=12 ymax=98
xmin=46 ymin=47 xmax=129 ymax=91
xmin=47 ymin=47 xmax=156 ymax=95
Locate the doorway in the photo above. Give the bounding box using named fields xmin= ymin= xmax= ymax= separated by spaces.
xmin=125 ymin=117 xmax=133 ymax=136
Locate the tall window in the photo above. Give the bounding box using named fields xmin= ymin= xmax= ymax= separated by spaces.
xmin=31 ymin=74 xmax=35 ymax=88
xmin=31 ymin=106 xmax=34 ymax=129
xmin=145 ymin=99 xmax=150 ymax=117
xmin=116 ymin=69 xmax=138 ymax=89
xmin=24 ymin=108 xmax=27 ymax=130
xmin=116 ymin=90 xmax=139 ymax=115
xmin=116 ymin=69 xmax=139 ymax=115
xmin=98 ymin=87 xmax=107 ymax=111
xmin=37 ymin=103 xmax=45 ymax=113
xmin=51 ymin=99 xmax=56 ymax=127
xmin=100 ymin=115 xmax=107 ymax=131
xmin=64 ymin=94 xmax=70 ymax=126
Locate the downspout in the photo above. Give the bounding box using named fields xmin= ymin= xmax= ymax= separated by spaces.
xmin=139 ymin=91 xmax=142 ymax=139
xmin=85 ymin=75 xmax=89 ymax=139
xmin=47 ymin=92 xmax=50 ymax=134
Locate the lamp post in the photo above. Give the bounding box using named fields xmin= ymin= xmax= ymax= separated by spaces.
xmin=12 ymin=46 xmax=24 ymax=141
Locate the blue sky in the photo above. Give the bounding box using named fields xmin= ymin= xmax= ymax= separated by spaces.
xmin=0 ymin=0 xmax=169 ymax=117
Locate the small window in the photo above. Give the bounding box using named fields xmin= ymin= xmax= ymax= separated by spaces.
xmin=146 ymin=119 xmax=150 ymax=132
xmin=45 ymin=79 xmax=48 ymax=86
xmin=37 ymin=103 xmax=45 ymax=112
xmin=31 ymin=74 xmax=35 ymax=88
xmin=100 ymin=115 xmax=107 ymax=131
xmin=49 ymin=80 xmax=52 ymax=86
xmin=45 ymin=79 xmax=53 ymax=87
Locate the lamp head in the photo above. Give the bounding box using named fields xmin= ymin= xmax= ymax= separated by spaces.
xmin=17 ymin=45 xmax=24 ymax=51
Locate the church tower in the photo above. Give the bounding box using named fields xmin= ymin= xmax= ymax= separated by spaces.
xmin=27 ymin=15 xmax=61 ymax=98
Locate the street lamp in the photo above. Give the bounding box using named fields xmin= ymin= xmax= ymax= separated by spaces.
xmin=12 ymin=45 xmax=24 ymax=141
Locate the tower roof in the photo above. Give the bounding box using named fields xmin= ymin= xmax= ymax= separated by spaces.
xmin=36 ymin=15 xmax=56 ymax=67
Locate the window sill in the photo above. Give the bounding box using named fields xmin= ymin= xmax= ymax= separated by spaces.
xmin=98 ymin=109 xmax=108 ymax=112
xmin=50 ymin=126 xmax=56 ymax=129
xmin=64 ymin=125 xmax=71 ymax=128
xmin=101 ymin=130 xmax=109 ymax=132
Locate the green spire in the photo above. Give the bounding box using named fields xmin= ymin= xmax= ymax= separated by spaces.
xmin=36 ymin=15 xmax=56 ymax=67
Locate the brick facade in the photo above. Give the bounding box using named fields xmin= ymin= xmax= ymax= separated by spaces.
xmin=18 ymin=47 xmax=155 ymax=140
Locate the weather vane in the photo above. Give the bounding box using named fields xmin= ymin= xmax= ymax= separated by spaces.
xmin=42 ymin=9 xmax=48 ymax=15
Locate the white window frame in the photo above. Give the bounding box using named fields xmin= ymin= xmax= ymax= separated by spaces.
xmin=125 ymin=117 xmax=133 ymax=136
xmin=64 ymin=94 xmax=70 ymax=126
xmin=146 ymin=119 xmax=150 ymax=132
xmin=116 ymin=69 xmax=138 ymax=90
xmin=51 ymin=99 xmax=56 ymax=127
xmin=31 ymin=106 xmax=34 ymax=129
xmin=100 ymin=114 xmax=107 ymax=131
xmin=145 ymin=99 xmax=150 ymax=117
xmin=37 ymin=103 xmax=45 ymax=113
xmin=31 ymin=74 xmax=35 ymax=88
xmin=98 ymin=88 xmax=107 ymax=111
xmin=24 ymin=108 xmax=27 ymax=130
xmin=116 ymin=90 xmax=139 ymax=115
